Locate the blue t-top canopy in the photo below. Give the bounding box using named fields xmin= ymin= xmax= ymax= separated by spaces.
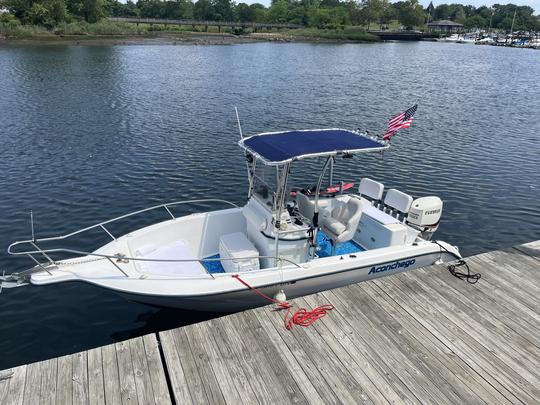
xmin=239 ymin=129 xmax=388 ymax=165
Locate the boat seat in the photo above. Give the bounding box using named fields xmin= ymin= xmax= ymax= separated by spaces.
xmin=358 ymin=178 xmax=384 ymax=205
xmin=296 ymin=192 xmax=314 ymax=222
xmin=383 ymin=189 xmax=413 ymax=219
xmin=321 ymin=198 xmax=363 ymax=253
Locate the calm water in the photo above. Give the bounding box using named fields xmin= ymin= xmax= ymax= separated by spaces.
xmin=0 ymin=41 xmax=539 ymax=369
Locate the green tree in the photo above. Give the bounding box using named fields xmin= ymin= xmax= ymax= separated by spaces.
xmin=83 ymin=0 xmax=105 ymax=22
xmin=267 ymin=0 xmax=288 ymax=23
xmin=454 ymin=6 xmax=466 ymax=24
xmin=137 ymin=0 xmax=163 ymax=18
xmin=397 ymin=0 xmax=425 ymax=29
xmin=236 ymin=2 xmax=254 ymax=22
xmin=26 ymin=2 xmax=51 ymax=25
xmin=345 ymin=0 xmax=362 ymax=25
xmin=212 ymin=0 xmax=233 ymax=20
xmin=288 ymin=4 xmax=308 ymax=25
xmin=464 ymin=14 xmax=486 ymax=29
xmin=250 ymin=3 xmax=267 ymax=22
xmin=378 ymin=0 xmax=394 ymax=28
xmin=359 ymin=0 xmax=384 ymax=29
xmin=434 ymin=3 xmax=450 ymax=20
xmin=193 ymin=0 xmax=214 ymax=20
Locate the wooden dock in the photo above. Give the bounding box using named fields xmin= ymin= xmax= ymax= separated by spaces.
xmin=1 ymin=240 xmax=539 ymax=404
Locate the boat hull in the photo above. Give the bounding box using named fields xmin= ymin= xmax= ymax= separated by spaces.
xmin=117 ymin=250 xmax=457 ymax=312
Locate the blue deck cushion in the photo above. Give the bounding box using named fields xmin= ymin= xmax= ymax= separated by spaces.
xmin=239 ymin=129 xmax=387 ymax=165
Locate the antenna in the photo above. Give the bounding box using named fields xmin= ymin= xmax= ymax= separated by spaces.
xmin=30 ymin=210 xmax=35 ymax=242
xmin=234 ymin=106 xmax=244 ymax=139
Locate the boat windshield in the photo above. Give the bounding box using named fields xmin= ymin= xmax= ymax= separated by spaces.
xmin=251 ymin=163 xmax=281 ymax=210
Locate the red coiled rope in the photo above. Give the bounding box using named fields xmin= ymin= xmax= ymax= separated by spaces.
xmin=231 ymin=274 xmax=334 ymax=330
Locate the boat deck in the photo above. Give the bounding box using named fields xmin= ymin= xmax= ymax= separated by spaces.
xmin=1 ymin=240 xmax=539 ymax=404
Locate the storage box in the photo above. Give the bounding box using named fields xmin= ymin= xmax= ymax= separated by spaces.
xmin=356 ymin=216 xmax=408 ymax=250
xmin=219 ymin=232 xmax=260 ymax=273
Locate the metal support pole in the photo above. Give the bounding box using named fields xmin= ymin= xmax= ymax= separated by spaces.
xmin=100 ymin=224 xmax=116 ymax=241
xmin=106 ymin=257 xmax=129 ymax=277
xmin=164 ymin=205 xmax=175 ymax=219
xmin=329 ymin=156 xmax=334 ymax=187
xmin=311 ymin=157 xmax=332 ymax=256
xmin=30 ymin=210 xmax=35 ymax=242
xmin=26 ymin=254 xmax=52 ymax=275
xmin=274 ymin=163 xmax=290 ymax=266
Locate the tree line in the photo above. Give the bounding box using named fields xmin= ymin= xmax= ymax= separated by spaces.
xmin=1 ymin=0 xmax=539 ymax=31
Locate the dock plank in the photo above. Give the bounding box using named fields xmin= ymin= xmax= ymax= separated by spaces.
xmin=88 ymin=347 xmax=105 ymax=405
xmin=184 ymin=324 xmax=227 ymax=405
xmin=0 ymin=370 xmax=11 ymax=404
xmin=39 ymin=358 xmax=58 ymax=405
xmin=296 ymin=295 xmax=391 ymax=405
xmin=264 ymin=303 xmax=374 ymax=404
xmin=56 ymin=353 xmax=73 ymax=405
xmin=141 ymin=334 xmax=172 ymax=405
xmin=426 ymin=265 xmax=540 ymax=346
xmin=415 ymin=267 xmax=540 ymax=364
xmin=386 ymin=273 xmax=538 ymax=404
xmin=199 ymin=320 xmax=260 ymax=404
xmin=256 ymin=309 xmax=342 ymax=405
xmin=22 ymin=361 xmax=40 ymax=405
xmin=300 ymin=293 xmax=416 ymax=404
xmin=399 ymin=268 xmax=540 ymax=385
xmin=6 ymin=366 xmax=26 ymax=405
xmin=129 ymin=336 xmax=158 ymax=405
xmin=115 ymin=340 xmax=138 ymax=405
xmin=72 ymin=351 xmax=89 ymax=405
xmin=253 ymin=309 xmax=327 ymax=405
xmin=170 ymin=327 xmax=208 ymax=404
xmin=185 ymin=323 xmax=244 ymax=404
xmin=213 ymin=313 xmax=279 ymax=404
xmin=234 ymin=310 xmax=309 ymax=405
xmin=362 ymin=281 xmax=505 ymax=404
xmin=102 ymin=343 xmax=122 ymax=405
xmin=158 ymin=330 xmax=193 ymax=404
xmin=327 ymin=287 xmax=452 ymax=404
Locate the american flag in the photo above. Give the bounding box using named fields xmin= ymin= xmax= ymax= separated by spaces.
xmin=382 ymin=104 xmax=418 ymax=141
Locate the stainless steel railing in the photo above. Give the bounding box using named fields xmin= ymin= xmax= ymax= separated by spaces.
xmin=7 ymin=199 xmax=240 ymax=272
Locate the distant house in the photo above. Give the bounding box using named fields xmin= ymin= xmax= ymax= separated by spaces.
xmin=427 ymin=20 xmax=463 ymax=33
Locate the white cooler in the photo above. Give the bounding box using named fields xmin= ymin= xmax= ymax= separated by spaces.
xmin=219 ymin=232 xmax=260 ymax=273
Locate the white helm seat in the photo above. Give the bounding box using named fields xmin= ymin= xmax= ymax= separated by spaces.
xmin=384 ymin=189 xmax=413 ymax=218
xmin=321 ymin=198 xmax=363 ymax=254
xmin=358 ymin=178 xmax=384 ymax=205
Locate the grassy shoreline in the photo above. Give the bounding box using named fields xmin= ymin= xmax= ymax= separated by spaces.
xmin=0 ymin=21 xmax=380 ymax=46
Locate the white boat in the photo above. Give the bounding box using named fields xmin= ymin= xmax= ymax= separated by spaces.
xmin=5 ymin=128 xmax=460 ymax=312
xmin=476 ymin=36 xmax=495 ymax=45
xmin=443 ymin=34 xmax=475 ymax=44
xmin=443 ymin=34 xmax=461 ymax=43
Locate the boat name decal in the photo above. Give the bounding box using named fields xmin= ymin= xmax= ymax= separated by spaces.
xmin=368 ymin=259 xmax=416 ymax=275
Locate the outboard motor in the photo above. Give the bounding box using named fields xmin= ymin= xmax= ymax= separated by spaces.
xmin=406 ymin=197 xmax=443 ymax=240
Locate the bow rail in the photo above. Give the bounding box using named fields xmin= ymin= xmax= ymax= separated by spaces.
xmin=7 ymin=199 xmax=240 ymax=269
